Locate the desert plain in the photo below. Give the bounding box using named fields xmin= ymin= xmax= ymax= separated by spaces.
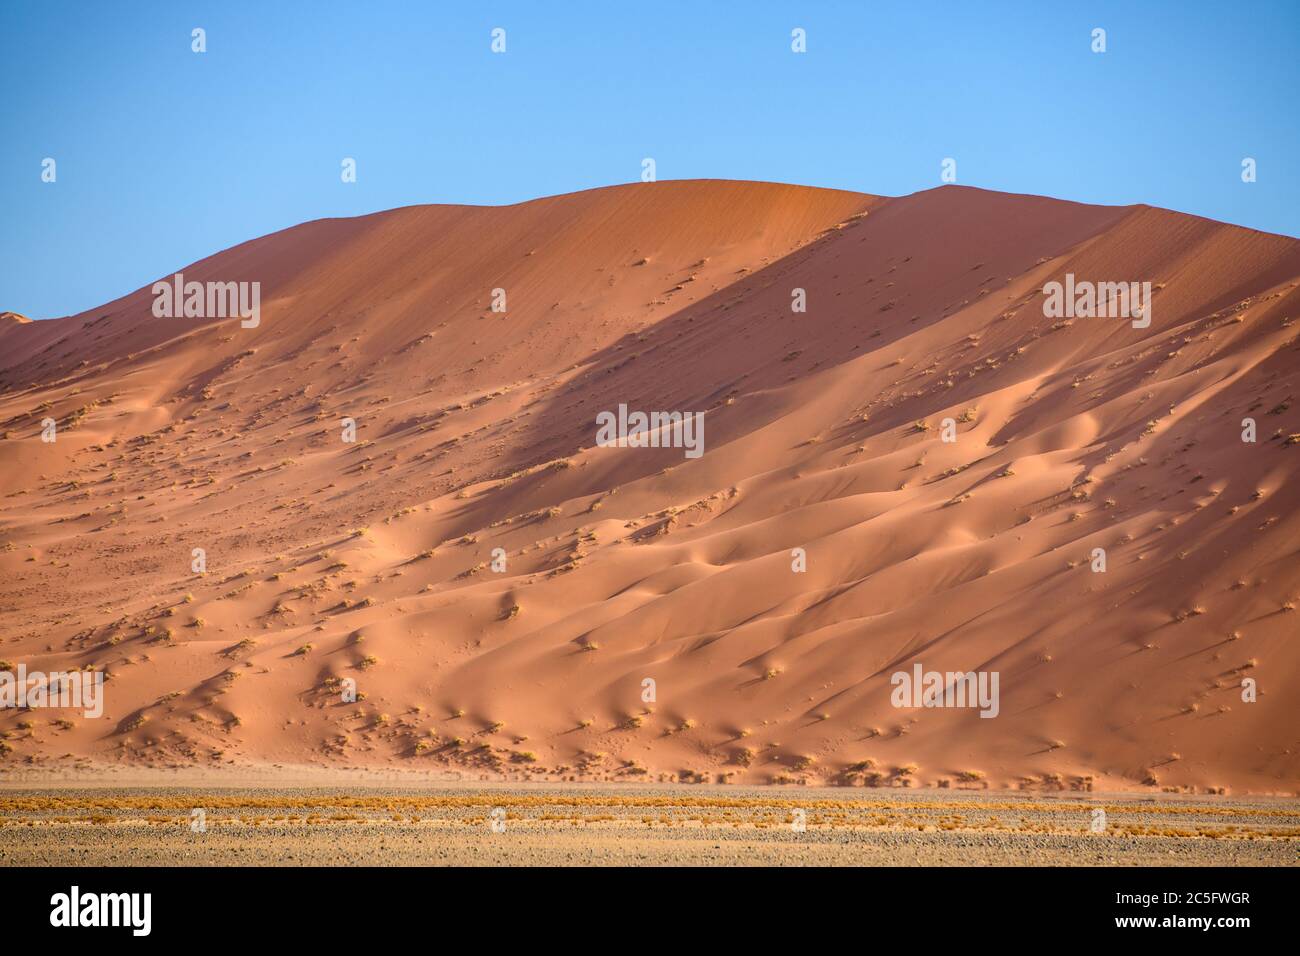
xmin=0 ymin=772 xmax=1295 ymax=867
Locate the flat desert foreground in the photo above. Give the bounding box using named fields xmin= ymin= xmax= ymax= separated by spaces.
xmin=0 ymin=782 xmax=1294 ymax=866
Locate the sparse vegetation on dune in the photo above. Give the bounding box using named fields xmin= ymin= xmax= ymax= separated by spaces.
xmin=0 ymin=180 xmax=1294 ymax=797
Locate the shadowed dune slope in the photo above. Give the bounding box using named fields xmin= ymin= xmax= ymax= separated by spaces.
xmin=1 ymin=179 xmax=1297 ymax=794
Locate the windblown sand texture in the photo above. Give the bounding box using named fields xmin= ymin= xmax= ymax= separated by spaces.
xmin=2 ymin=180 xmax=1298 ymax=794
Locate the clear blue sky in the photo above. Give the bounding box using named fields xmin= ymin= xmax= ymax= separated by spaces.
xmin=3 ymin=0 xmax=1297 ymax=320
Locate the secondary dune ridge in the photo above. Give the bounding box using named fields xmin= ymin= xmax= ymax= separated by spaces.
xmin=1 ymin=180 xmax=1297 ymax=794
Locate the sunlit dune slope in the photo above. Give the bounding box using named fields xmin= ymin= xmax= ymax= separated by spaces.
xmin=1 ymin=179 xmax=1297 ymax=794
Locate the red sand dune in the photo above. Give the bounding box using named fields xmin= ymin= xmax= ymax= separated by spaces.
xmin=1 ymin=180 xmax=1297 ymax=793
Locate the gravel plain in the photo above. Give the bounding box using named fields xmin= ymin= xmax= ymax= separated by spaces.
xmin=0 ymin=784 xmax=1295 ymax=866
